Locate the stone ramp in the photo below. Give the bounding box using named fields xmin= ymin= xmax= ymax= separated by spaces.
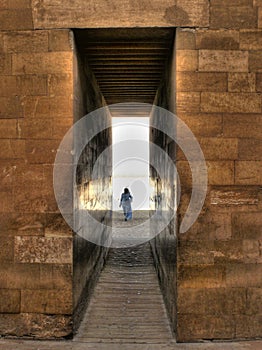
xmin=74 ymin=243 xmax=174 ymax=344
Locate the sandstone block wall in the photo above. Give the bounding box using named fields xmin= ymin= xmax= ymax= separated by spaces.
xmin=0 ymin=27 xmax=74 ymax=337
xmin=0 ymin=0 xmax=261 ymax=342
xmin=176 ymin=22 xmax=262 ymax=341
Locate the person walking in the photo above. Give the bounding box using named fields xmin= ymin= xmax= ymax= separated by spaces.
xmin=119 ymin=188 xmax=133 ymax=221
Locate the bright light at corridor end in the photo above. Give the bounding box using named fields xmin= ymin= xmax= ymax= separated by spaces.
xmin=112 ymin=117 xmax=149 ymax=211
xmin=53 ymin=103 xmax=208 ymax=248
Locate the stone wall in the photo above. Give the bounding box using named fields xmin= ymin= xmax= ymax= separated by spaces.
xmin=150 ymin=38 xmax=177 ymax=331
xmin=72 ymin=35 xmax=111 ymax=332
xmin=175 ymin=20 xmax=262 ymax=341
xmin=0 ymin=24 xmax=111 ymax=338
xmin=0 ymin=0 xmax=262 ymax=342
xmin=0 ymin=28 xmax=74 ymax=337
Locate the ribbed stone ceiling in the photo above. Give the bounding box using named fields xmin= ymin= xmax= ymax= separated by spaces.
xmin=74 ymin=28 xmax=174 ymax=106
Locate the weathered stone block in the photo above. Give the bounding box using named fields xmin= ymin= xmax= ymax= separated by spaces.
xmin=249 ymin=51 xmax=262 ymax=72
xmin=210 ymin=186 xmax=260 ymax=206
xmin=0 ymin=212 xmax=48 ymax=236
xmin=0 ymin=263 xmax=40 ymax=289
xmin=246 ymin=288 xmax=262 ymax=315
xmin=0 ymin=54 xmax=11 ymax=74
xmin=48 ymin=73 xmax=72 ymax=97
xmin=239 ymin=139 xmax=262 ymax=160
xmin=25 ymin=139 xmax=60 ymax=164
xmin=40 ymin=264 xmax=72 ymax=290
xmin=176 ymin=29 xmax=196 ymax=50
xmin=256 ymin=73 xmax=262 ymax=91
xmin=21 ymin=289 xmax=72 ymax=314
xmin=17 ymin=75 xmax=48 ymax=96
xmin=214 ymin=240 xmax=244 ymax=263
xmin=232 ymin=212 xmax=262 ymax=239
xmin=240 ymin=30 xmax=262 ymax=50
xmin=223 ymin=114 xmax=262 ymax=139
xmin=201 ymin=92 xmax=261 ymax=113
xmin=0 ymin=313 xmax=72 ymax=338
xmin=258 ymin=7 xmax=262 ymax=28
xmin=0 ymin=289 xmax=20 ymax=313
xmin=177 ymin=72 xmax=227 ymax=92
xmin=178 ymin=265 xmax=225 ymax=288
xmin=22 ymin=96 xmax=73 ymax=118
xmin=13 ymin=164 xmax=44 ymax=190
xmin=14 ymin=236 xmax=72 ymax=264
xmin=0 ymin=33 xmax=4 ymax=53
xmin=0 ymin=0 xmax=32 ymax=9
xmin=243 ymin=240 xmax=261 ymax=263
xmin=176 ymin=160 xmax=205 ymax=188
xmin=0 ymin=96 xmax=23 ymax=118
xmin=179 ymin=211 xmax=232 ymax=241
xmin=177 ymin=314 xmax=235 ymax=341
xmin=0 ymin=140 xmax=25 ymax=159
xmin=196 ymin=29 xmax=239 ymax=50
xmin=199 ymin=50 xmax=248 ymax=72
xmin=3 ymin=31 xmax=48 ymax=53
xmin=211 ymin=0 xmax=253 ymax=5
xmin=49 ymin=30 xmax=72 ymax=52
xmin=207 ymin=161 xmax=235 ymax=185
xmin=177 ymin=287 xmax=246 ymax=315
xmin=226 ymin=264 xmax=262 ymax=287
xmin=202 ymin=138 xmax=238 ymax=160
xmin=12 ymin=52 xmax=73 ymax=75
xmin=32 ymin=0 xmax=209 ymax=29
xmin=177 ymin=113 xmax=223 ymax=137
xmin=177 ymin=137 xmax=238 ymax=160
xmin=21 ymin=118 xmax=53 ymax=139
xmin=0 ymin=9 xmax=33 ymax=30
xmin=44 ymin=213 xmax=72 ymax=237
xmin=210 ymin=6 xmax=257 ymax=29
xmin=0 ymin=236 xmax=14 ymax=262
xmin=0 ymin=119 xmax=17 ymax=138
xmin=178 ymin=240 xmax=214 ymax=265
xmin=0 ymin=190 xmax=14 ymax=212
xmin=0 ymin=76 xmax=16 ymax=96
xmin=176 ymin=50 xmax=198 ymax=72
xmin=228 ymin=73 xmax=256 ymax=92
xmin=176 ymin=92 xmax=200 ymax=114
xmin=13 ymin=193 xmax=55 ymax=214
xmin=236 ymin=315 xmax=262 ymax=338
xmin=52 ymin=118 xmax=73 ymax=139
xmin=0 ymin=161 xmax=16 ymax=190
xmin=235 ymin=161 xmax=262 ymax=184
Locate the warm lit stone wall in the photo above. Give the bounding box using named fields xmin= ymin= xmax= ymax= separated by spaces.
xmin=175 ymin=20 xmax=262 ymax=340
xmin=150 ymin=1 xmax=262 ymax=343
xmin=0 ymin=27 xmax=74 ymax=337
xmin=0 ymin=0 xmax=262 ymax=342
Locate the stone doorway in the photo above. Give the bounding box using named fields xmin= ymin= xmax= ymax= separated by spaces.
xmin=71 ymin=28 xmax=177 ymax=338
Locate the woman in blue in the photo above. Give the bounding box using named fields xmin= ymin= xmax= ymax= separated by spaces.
xmin=119 ymin=188 xmax=133 ymax=221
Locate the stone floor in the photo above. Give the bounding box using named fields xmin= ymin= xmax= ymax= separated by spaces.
xmin=1 ymin=338 xmax=262 ymax=349
xmin=74 ymin=243 xmax=173 ymax=344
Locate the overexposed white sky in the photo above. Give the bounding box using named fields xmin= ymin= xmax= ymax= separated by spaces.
xmin=112 ymin=117 xmax=150 ymax=210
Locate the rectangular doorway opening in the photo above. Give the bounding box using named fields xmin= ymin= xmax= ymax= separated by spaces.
xmin=112 ymin=116 xmax=150 ymax=211
xmin=72 ymin=27 xmax=177 ymax=339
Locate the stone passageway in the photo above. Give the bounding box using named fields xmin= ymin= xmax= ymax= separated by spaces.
xmin=74 ymin=211 xmax=174 ymax=344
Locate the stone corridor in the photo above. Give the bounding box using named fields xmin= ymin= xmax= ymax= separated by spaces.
xmin=74 ymin=242 xmax=173 ymax=344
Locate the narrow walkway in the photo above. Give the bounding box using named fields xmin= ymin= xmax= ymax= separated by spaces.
xmin=74 ymin=242 xmax=174 ymax=344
